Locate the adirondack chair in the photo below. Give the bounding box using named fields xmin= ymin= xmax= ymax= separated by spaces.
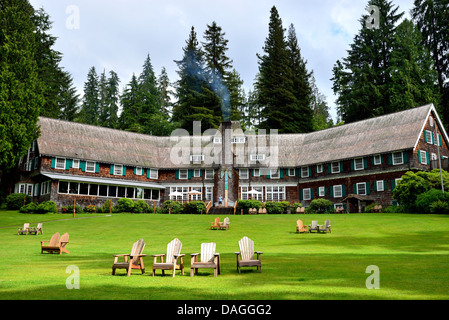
xmin=41 ymin=232 xmax=70 ymax=254
xmin=28 ymin=223 xmax=43 ymax=235
xmin=210 ymin=217 xmax=220 ymax=230
xmin=296 ymin=207 xmax=305 ymax=213
xmin=235 ymin=236 xmax=263 ymax=273
xmin=318 ymin=219 xmax=331 ymax=233
xmin=219 ymin=217 xmax=230 ymax=230
xmin=308 ymin=220 xmax=319 ymax=233
xmin=296 ymin=219 xmax=308 ymax=233
xmin=18 ymin=223 xmax=30 ymax=235
xmin=190 ymin=242 xmax=220 ymax=277
xmin=152 ymin=238 xmax=185 ymax=277
xmin=112 ymin=239 xmax=146 ymax=276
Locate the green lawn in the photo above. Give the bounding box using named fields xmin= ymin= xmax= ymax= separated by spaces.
xmin=0 ymin=210 xmax=448 ymax=300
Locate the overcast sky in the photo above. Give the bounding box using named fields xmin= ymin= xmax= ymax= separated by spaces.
xmin=29 ymin=0 xmax=416 ymax=122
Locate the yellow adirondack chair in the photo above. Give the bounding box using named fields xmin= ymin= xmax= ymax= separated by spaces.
xmin=41 ymin=232 xmax=69 ymax=254
xmin=210 ymin=217 xmax=220 ymax=230
xmin=296 ymin=219 xmax=308 ymax=233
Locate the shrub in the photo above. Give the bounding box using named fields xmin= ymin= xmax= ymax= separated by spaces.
xmin=20 ymin=202 xmax=38 ymax=213
xmin=291 ymin=202 xmax=303 ymax=213
xmin=102 ymin=199 xmax=114 ymax=213
xmin=116 ymin=198 xmax=134 ymax=213
xmin=430 ymin=200 xmax=449 ymax=214
xmin=34 ymin=201 xmax=57 ymax=214
xmin=415 ymin=188 xmax=449 ymax=214
xmin=162 ymin=200 xmax=183 ymax=214
xmin=133 ymin=200 xmax=150 ymax=213
xmin=309 ymin=199 xmax=334 ymax=213
xmin=6 ymin=193 xmax=31 ymax=210
xmin=264 ymin=201 xmax=290 ymax=214
xmin=66 ymin=204 xmax=83 ymax=213
xmin=237 ymin=199 xmax=263 ymax=214
xmin=183 ymin=201 xmax=207 ymax=214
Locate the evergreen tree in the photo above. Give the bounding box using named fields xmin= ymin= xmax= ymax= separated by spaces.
xmin=256 ymin=6 xmax=313 ymax=133
xmin=412 ymin=0 xmax=449 ymax=127
xmin=107 ymin=70 xmax=120 ymax=129
xmin=158 ymin=66 xmax=174 ymax=118
xmin=227 ymin=69 xmax=245 ymax=122
xmin=79 ymin=66 xmax=100 ymax=125
xmin=173 ymin=26 xmax=219 ymax=133
xmin=0 ymin=0 xmax=44 ymax=175
xmin=332 ymin=0 xmax=404 ymax=123
xmin=389 ymin=19 xmax=441 ymax=111
xmin=119 ymin=74 xmax=141 ymax=132
xmin=59 ymin=71 xmax=79 ymax=121
xmin=137 ymin=54 xmax=160 ymax=133
xmin=310 ymin=75 xmax=333 ymax=131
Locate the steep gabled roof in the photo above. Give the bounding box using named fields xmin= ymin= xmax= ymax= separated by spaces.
xmin=37 ymin=104 xmax=439 ymax=169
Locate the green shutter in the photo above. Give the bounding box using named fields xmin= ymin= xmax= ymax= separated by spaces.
xmin=364 ymin=157 xmax=368 ymax=169
xmin=147 ymin=169 xmax=150 ymax=178
xmin=330 ymin=186 xmax=334 ymax=198
xmin=110 ymin=164 xmax=115 ymax=175
xmin=65 ymin=159 xmax=72 ymax=170
xmin=279 ymin=169 xmax=284 ymax=179
xmin=122 ymin=166 xmax=126 ymax=176
xmin=95 ymin=162 xmax=99 ymax=173
xmin=342 ymin=185 xmax=346 ymax=196
xmin=426 ymin=151 xmax=430 ymax=165
xmin=80 ymin=161 xmax=86 ymax=172
xmin=350 ymin=160 xmax=354 ymax=171
xmin=403 ymin=151 xmax=408 ymax=163
xmin=309 ymin=166 xmax=312 ymax=177
xmin=432 ymin=132 xmax=435 ymax=144
xmin=310 ymin=189 xmax=314 ymax=199
xmin=51 ymin=157 xmax=56 ymax=169
xmin=328 ymin=163 xmax=332 ymax=174
xmin=392 ymin=180 xmax=396 ymax=190
xmin=438 ymin=134 xmax=442 ymax=146
xmin=366 ymin=182 xmax=370 ymax=195
xmin=353 ymin=184 xmax=357 ymax=195
xmin=424 ymin=130 xmax=428 ymax=143
xmin=175 ymin=170 xmax=179 ymax=179
xmin=300 ymin=189 xmax=303 ymax=201
xmin=188 ymin=169 xmax=193 ymax=179
xmin=388 ymin=154 xmax=393 ymax=165
xmin=340 ymin=162 xmax=344 ymax=173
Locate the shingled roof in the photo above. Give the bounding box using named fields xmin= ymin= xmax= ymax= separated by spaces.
xmin=37 ymin=104 xmax=440 ymax=169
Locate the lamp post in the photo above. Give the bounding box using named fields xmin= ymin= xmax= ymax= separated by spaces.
xmin=435 ymin=126 xmax=444 ymax=194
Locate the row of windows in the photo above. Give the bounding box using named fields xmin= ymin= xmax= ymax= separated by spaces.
xmin=57 ymin=181 xmax=160 ymax=200
xmin=300 ymin=179 xmax=402 ymax=200
xmin=240 ymin=186 xmax=286 ymax=201
xmin=169 ymin=186 xmax=213 ymax=201
xmin=15 ymin=181 xmax=51 ymax=197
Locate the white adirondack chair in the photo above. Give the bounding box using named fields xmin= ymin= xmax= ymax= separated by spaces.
xmin=112 ymin=239 xmax=146 ymax=276
xmin=18 ymin=223 xmax=30 ymax=235
xmin=219 ymin=217 xmax=230 ymax=230
xmin=318 ymin=219 xmax=331 ymax=233
xmin=152 ymin=238 xmax=185 ymax=277
xmin=28 ymin=223 xmax=43 ymax=235
xmin=308 ymin=220 xmax=319 ymax=233
xmin=235 ymin=236 xmax=263 ymax=273
xmin=190 ymin=242 xmax=220 ymax=277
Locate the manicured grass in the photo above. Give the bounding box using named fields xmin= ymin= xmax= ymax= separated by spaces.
xmin=0 ymin=210 xmax=448 ymax=300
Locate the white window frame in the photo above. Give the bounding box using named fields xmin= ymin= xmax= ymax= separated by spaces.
xmin=392 ymin=152 xmax=404 ymax=165
xmin=72 ymin=159 xmax=80 ymax=169
xmin=135 ymin=167 xmax=143 ymax=176
xmin=354 ymin=158 xmax=364 ymax=171
xmin=426 ymin=130 xmax=433 ymax=144
xmin=114 ymin=164 xmax=123 ymax=176
xmin=149 ymin=168 xmax=158 ymax=179
xmin=55 ymin=157 xmax=66 ymax=170
xmin=420 ymin=150 xmax=428 ymax=164
xmin=265 ymin=186 xmax=285 ymax=201
xmin=250 ymin=154 xmax=265 ymax=161
xmin=318 ymin=186 xmax=325 ymax=197
xmin=301 ymin=166 xmax=309 ymax=178
xmin=270 ymin=168 xmax=280 ymax=179
xmin=316 ymin=164 xmax=324 ymax=173
xmin=333 ymin=185 xmax=343 ymax=198
xmin=239 ymin=169 xmax=249 ymax=179
xmin=193 ymin=169 xmax=201 ymax=178
xmin=373 ymin=155 xmax=382 ymax=165
xmin=179 ymin=169 xmax=188 ymax=180
xmin=303 ymin=188 xmax=312 ymax=200
xmin=190 ymin=155 xmax=205 ymax=162
xmin=429 ymin=117 xmax=434 ymax=127
xmin=253 ymin=168 xmax=261 ymax=177
xmin=205 ymin=169 xmax=214 ymax=180
xmin=356 ymin=182 xmax=367 ymax=196
xmin=288 ymin=168 xmax=296 ymax=176
xmin=86 ymin=161 xmax=96 ymax=173
xmin=376 ymin=180 xmax=385 ymax=192
xmin=331 ymin=162 xmax=340 ymax=174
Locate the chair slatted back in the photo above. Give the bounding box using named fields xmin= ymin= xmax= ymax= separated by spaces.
xmin=166 ymin=238 xmax=182 ymax=264
xmin=23 ymin=223 xmax=30 ymax=230
xmin=59 ymin=232 xmax=69 ymax=245
xmin=130 ymin=239 xmax=145 ymax=264
xmin=200 ymin=242 xmax=216 ymax=263
xmin=214 ymin=217 xmax=220 ymax=226
xmin=49 ymin=232 xmax=60 ymax=246
xmin=297 ymin=219 xmax=304 ymax=229
xmin=239 ymin=236 xmax=255 ymax=261
xmin=324 ymin=220 xmax=330 ymax=228
xmin=36 ymin=223 xmax=42 ymax=230
xmin=311 ymin=221 xmax=318 ymax=228
xmin=223 ymin=217 xmax=229 ymax=226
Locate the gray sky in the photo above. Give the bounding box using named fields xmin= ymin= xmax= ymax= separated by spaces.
xmin=29 ymin=0 xmax=416 ymax=122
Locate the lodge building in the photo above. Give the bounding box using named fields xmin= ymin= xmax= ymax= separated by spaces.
xmin=12 ymin=104 xmax=449 ymax=213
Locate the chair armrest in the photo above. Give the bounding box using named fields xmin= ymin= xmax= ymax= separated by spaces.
xmin=234 ymin=252 xmax=241 ymax=255
xmin=152 ymin=254 xmax=165 ymax=257
xmin=174 ymin=254 xmax=185 ymax=258
xmin=190 ymin=253 xmax=200 ymax=257
xmin=113 ymin=254 xmax=131 ymax=257
xmin=130 ymin=254 xmax=147 ymax=258
xmin=255 ymin=251 xmax=263 ymax=254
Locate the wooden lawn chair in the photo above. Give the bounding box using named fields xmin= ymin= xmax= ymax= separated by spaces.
xmin=18 ymin=223 xmax=30 ymax=235
xmin=219 ymin=217 xmax=230 ymax=230
xmin=308 ymin=220 xmax=319 ymax=233
xmin=296 ymin=207 xmax=305 ymax=213
xmin=318 ymin=220 xmax=331 ymax=233
xmin=190 ymin=242 xmax=220 ymax=277
xmin=152 ymin=238 xmax=185 ymax=277
xmin=296 ymin=219 xmax=308 ymax=233
xmin=41 ymin=232 xmax=69 ymax=254
xmin=28 ymin=223 xmax=43 ymax=235
xmin=112 ymin=239 xmax=146 ymax=276
xmin=235 ymin=236 xmax=263 ymax=273
xmin=210 ymin=217 xmax=220 ymax=230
